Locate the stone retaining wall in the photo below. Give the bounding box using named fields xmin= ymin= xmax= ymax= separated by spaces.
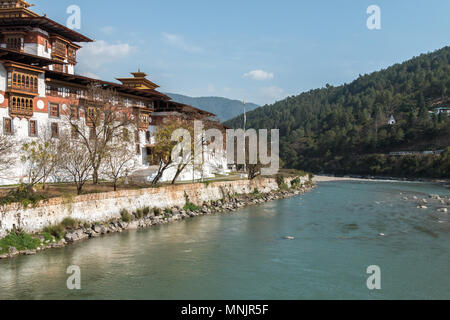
xmin=0 ymin=176 xmax=308 ymax=237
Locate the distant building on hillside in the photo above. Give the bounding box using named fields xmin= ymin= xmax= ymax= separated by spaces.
xmin=388 ymin=115 xmax=396 ymax=125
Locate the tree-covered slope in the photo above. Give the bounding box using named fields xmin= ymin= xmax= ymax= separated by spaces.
xmin=166 ymin=93 xmax=259 ymax=122
xmin=225 ymin=46 xmax=450 ymax=178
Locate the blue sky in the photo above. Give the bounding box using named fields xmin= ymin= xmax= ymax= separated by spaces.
xmin=33 ymin=0 xmax=450 ymax=105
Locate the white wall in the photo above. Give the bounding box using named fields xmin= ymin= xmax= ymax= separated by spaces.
xmin=0 ymin=176 xmax=307 ymax=237
xmin=0 ymin=63 xmax=6 ymax=91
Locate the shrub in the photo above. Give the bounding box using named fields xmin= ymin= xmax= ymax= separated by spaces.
xmin=134 ymin=209 xmax=144 ymax=219
xmin=290 ymin=177 xmax=301 ymax=189
xmin=0 ymin=183 xmax=48 ymax=208
xmin=0 ymin=229 xmax=41 ymax=254
xmin=61 ymin=217 xmax=79 ymax=229
xmin=153 ymin=208 xmax=162 ymax=216
xmin=143 ymin=207 xmax=150 ymax=216
xmin=164 ymin=208 xmax=173 ymax=215
xmin=184 ymin=202 xmax=201 ymax=212
xmin=43 ymin=224 xmax=66 ymax=240
xmin=40 ymin=232 xmax=56 ymax=244
xmin=276 ymin=175 xmax=285 ymax=188
xmin=280 ymin=183 xmax=289 ymax=191
xmin=120 ymin=209 xmax=132 ymax=222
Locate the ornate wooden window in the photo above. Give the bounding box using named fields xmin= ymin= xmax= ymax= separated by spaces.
xmin=9 ymin=95 xmax=33 ymax=118
xmin=53 ymin=64 xmax=64 ymax=73
xmin=49 ymin=103 xmax=60 ymax=118
xmin=3 ymin=118 xmax=12 ymax=135
xmin=29 ymin=120 xmax=37 ymax=137
xmin=5 ymin=36 xmax=23 ymax=51
xmin=51 ymin=123 xmax=59 ymax=138
xmin=8 ymin=71 xmax=38 ymax=94
xmin=52 ymin=40 xmax=67 ymax=58
xmin=69 ymin=105 xmax=80 ymax=119
xmin=67 ymin=47 xmax=77 ymax=63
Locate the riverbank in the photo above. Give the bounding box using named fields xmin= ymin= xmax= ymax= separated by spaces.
xmin=314 ymin=175 xmax=450 ymax=187
xmin=0 ymin=175 xmax=315 ymax=259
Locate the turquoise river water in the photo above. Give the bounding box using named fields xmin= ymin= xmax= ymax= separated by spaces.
xmin=0 ymin=181 xmax=449 ymax=300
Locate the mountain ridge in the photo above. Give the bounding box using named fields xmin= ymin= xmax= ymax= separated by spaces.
xmin=225 ymin=46 xmax=450 ymax=178
xmin=165 ymin=93 xmax=259 ymax=122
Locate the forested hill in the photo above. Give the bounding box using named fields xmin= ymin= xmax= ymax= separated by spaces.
xmin=165 ymin=93 xmax=259 ymax=122
xmin=225 ymin=46 xmax=450 ymax=178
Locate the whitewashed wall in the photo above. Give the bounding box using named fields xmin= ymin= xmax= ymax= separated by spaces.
xmin=0 ymin=176 xmax=308 ymax=238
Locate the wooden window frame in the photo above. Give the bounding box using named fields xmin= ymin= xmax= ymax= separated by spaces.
xmin=51 ymin=123 xmax=59 ymax=138
xmin=49 ymin=103 xmax=60 ymax=118
xmin=29 ymin=120 xmax=38 ymax=137
xmin=3 ymin=118 xmax=13 ymax=135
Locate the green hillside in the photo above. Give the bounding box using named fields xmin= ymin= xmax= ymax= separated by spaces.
xmin=225 ymin=46 xmax=450 ymax=178
xmin=166 ymin=93 xmax=259 ymax=122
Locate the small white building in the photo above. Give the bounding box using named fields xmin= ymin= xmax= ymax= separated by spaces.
xmin=388 ymin=115 xmax=396 ymax=125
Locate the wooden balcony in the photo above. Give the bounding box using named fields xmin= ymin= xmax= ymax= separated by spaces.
xmin=9 ymin=96 xmax=34 ymax=119
xmin=5 ymin=43 xmax=23 ymax=52
xmin=7 ymin=83 xmax=38 ymax=95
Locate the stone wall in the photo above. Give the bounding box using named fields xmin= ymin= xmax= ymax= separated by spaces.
xmin=0 ymin=176 xmax=308 ymax=238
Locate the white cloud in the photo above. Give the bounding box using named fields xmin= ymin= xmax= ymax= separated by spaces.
xmin=243 ymin=69 xmax=274 ymax=81
xmin=77 ymin=40 xmax=134 ymax=72
xmin=162 ymin=32 xmax=203 ymax=53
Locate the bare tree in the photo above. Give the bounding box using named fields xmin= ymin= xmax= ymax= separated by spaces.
xmin=102 ymin=140 xmax=136 ymax=191
xmin=20 ymin=130 xmax=59 ymax=189
xmin=150 ymin=117 xmax=180 ymax=184
xmin=57 ymin=133 xmax=93 ymax=195
xmin=66 ymin=83 xmax=137 ymax=185
xmin=0 ymin=135 xmax=16 ymax=180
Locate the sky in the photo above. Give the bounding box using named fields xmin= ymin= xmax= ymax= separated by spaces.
xmin=32 ymin=0 xmax=450 ymax=105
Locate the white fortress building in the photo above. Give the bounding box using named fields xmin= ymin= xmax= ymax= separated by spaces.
xmin=0 ymin=0 xmax=229 ymax=186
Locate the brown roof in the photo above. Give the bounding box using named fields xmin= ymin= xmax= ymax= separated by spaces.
xmin=45 ymin=70 xmax=171 ymax=100
xmin=0 ymin=16 xmax=93 ymax=42
xmin=0 ymin=47 xmax=64 ymax=66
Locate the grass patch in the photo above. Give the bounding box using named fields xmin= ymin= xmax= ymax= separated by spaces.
xmin=43 ymin=224 xmax=66 ymax=241
xmin=0 ymin=184 xmax=48 ymax=208
xmin=61 ymin=217 xmax=79 ymax=229
xmin=183 ymin=202 xmax=201 ymax=212
xmin=120 ymin=209 xmax=132 ymax=222
xmin=0 ymin=229 xmax=41 ymax=254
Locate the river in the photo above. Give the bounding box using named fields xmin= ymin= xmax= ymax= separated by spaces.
xmin=0 ymin=181 xmax=449 ymax=300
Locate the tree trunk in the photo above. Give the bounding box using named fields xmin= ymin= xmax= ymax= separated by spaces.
xmin=113 ymin=181 xmax=117 ymax=191
xmin=152 ymin=161 xmax=170 ymax=185
xmin=93 ymin=169 xmax=99 ymax=185
xmin=172 ymin=164 xmax=188 ymax=185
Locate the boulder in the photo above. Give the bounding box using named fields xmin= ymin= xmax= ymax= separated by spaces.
xmin=437 ymin=208 xmax=448 ymax=213
xmin=8 ymin=247 xmax=19 ymax=256
xmin=22 ymin=250 xmax=37 ymax=256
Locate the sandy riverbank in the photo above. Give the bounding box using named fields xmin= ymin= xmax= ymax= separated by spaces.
xmin=313 ymin=176 xmax=369 ymax=182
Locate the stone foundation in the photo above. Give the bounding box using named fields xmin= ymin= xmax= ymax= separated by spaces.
xmin=0 ymin=176 xmax=310 ymax=238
